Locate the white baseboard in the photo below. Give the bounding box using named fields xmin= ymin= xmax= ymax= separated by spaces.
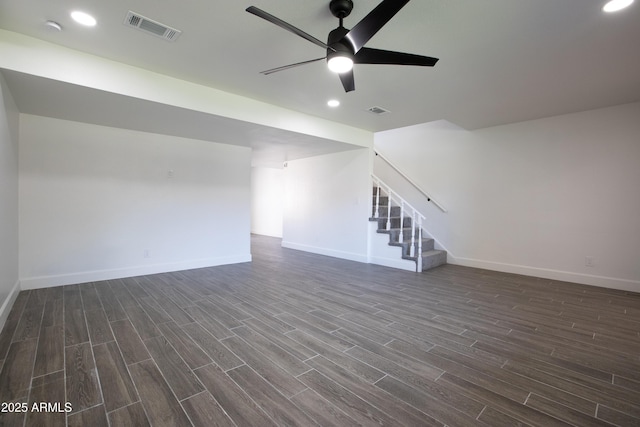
xmin=251 ymin=231 xmax=283 ymax=238
xmin=281 ymin=241 xmax=368 ymax=264
xmin=0 ymin=280 xmax=21 ymax=332
xmin=368 ymin=256 xmax=416 ymax=272
xmin=449 ymin=256 xmax=640 ymax=293
xmin=19 ymin=254 xmax=252 ymax=290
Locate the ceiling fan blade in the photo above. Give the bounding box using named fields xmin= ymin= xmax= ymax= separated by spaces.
xmin=247 ymin=6 xmax=334 ymax=51
xmin=354 ymin=47 xmax=439 ymax=66
xmin=344 ymin=0 xmax=410 ymax=53
xmin=338 ymin=70 xmax=355 ymax=92
xmin=260 ymin=57 xmax=326 ymax=75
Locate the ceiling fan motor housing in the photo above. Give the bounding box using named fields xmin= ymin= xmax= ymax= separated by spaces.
xmin=329 ymin=0 xmax=354 ymax=18
xmin=327 ymin=26 xmax=353 ymax=63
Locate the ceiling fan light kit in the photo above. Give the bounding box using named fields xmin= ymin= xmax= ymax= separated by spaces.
xmin=247 ymin=0 xmax=438 ymax=92
xmin=326 ymin=20 xmax=354 ymax=73
xmin=327 ymin=55 xmax=354 ymax=73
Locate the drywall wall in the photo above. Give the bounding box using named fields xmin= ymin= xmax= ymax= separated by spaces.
xmin=19 ymin=114 xmax=252 ymax=289
xmin=0 ymin=72 xmax=20 ymax=328
xmin=375 ymin=102 xmax=640 ymax=291
xmin=282 ymin=148 xmax=372 ymax=263
xmin=251 ymin=166 xmax=284 ymax=238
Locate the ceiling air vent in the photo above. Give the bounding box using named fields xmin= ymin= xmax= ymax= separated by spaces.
xmin=124 ymin=11 xmax=182 ymax=42
xmin=367 ymin=106 xmax=391 ymax=115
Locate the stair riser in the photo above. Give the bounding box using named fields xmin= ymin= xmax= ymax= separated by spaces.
xmin=395 ymin=239 xmax=435 ymax=257
xmin=373 ymin=196 xmax=389 ymax=206
xmin=422 ymin=251 xmax=447 ymax=271
xmin=389 ymin=228 xmax=420 ymax=242
xmin=371 ymin=205 xmax=401 ymax=217
xmin=375 ymin=217 xmax=412 ymax=230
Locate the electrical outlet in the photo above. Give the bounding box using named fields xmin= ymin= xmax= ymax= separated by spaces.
xmin=144 ymin=249 xmax=150 ymax=258
xmin=585 ymin=256 xmax=595 ymax=267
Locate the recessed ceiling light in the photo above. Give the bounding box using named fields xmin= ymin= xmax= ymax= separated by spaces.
xmin=71 ymin=11 xmax=97 ymax=26
xmin=603 ymin=0 xmax=634 ymax=12
xmin=327 ymin=99 xmax=340 ymax=107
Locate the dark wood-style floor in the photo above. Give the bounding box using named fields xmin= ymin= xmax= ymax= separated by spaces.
xmin=1 ymin=235 xmax=640 ymax=426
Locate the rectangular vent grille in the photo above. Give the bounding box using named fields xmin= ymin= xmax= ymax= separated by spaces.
xmin=367 ymin=106 xmax=391 ymax=115
xmin=124 ymin=11 xmax=182 ymax=42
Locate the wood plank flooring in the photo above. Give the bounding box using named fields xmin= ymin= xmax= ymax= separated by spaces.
xmin=1 ymin=234 xmax=640 ymax=426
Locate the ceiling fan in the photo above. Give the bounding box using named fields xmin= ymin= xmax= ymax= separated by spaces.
xmin=246 ymin=0 xmax=439 ymax=92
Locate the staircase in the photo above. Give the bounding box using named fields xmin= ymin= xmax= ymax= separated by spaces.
xmin=369 ymin=186 xmax=447 ymax=272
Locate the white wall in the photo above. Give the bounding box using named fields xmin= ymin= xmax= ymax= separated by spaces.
xmin=251 ymin=167 xmax=284 ymax=238
xmin=19 ymin=115 xmax=252 ymax=289
xmin=375 ymin=102 xmax=640 ymax=291
xmin=283 ymin=149 xmax=372 ymax=263
xmin=0 ymin=72 xmax=20 ymax=328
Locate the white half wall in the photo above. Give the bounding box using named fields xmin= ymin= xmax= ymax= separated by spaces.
xmin=251 ymin=166 xmax=284 ymax=238
xmin=19 ymin=114 xmax=252 ymax=289
xmin=282 ymin=149 xmax=371 ymax=263
xmin=375 ymin=102 xmax=640 ymax=292
xmin=0 ymin=72 xmax=20 ymax=329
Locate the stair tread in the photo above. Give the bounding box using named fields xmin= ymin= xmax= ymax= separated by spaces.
xmin=402 ymin=249 xmax=446 ymax=259
xmin=376 ymin=230 xmax=431 ymax=238
xmin=384 ymin=227 xmax=416 ymax=231
xmin=388 ymin=238 xmax=434 ymax=246
xmin=369 ymin=216 xmax=414 ymax=221
xmin=422 ymin=249 xmax=446 ymax=256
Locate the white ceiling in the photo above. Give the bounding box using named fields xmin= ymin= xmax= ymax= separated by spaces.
xmin=1 ymin=0 xmax=639 ymax=141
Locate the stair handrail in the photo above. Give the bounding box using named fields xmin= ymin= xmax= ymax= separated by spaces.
xmin=375 ymin=150 xmax=447 ymax=213
xmin=372 ymin=175 xmax=425 ymax=272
